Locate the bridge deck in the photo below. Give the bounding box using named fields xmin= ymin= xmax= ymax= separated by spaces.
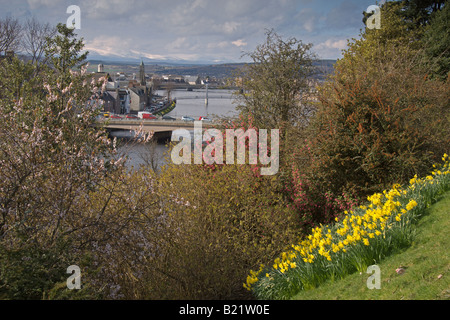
xmin=101 ymin=119 xmax=215 ymax=133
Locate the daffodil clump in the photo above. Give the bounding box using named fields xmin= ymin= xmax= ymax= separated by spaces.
xmin=245 ymin=154 xmax=450 ymax=299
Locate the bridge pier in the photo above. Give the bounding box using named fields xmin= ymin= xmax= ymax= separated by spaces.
xmin=107 ymin=128 xmax=173 ymax=144
xmin=153 ymin=131 xmax=173 ymax=144
xmin=100 ymin=119 xmax=214 ymax=145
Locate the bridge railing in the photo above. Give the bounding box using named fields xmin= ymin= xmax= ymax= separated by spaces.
xmin=100 ymin=118 xmax=216 ymax=129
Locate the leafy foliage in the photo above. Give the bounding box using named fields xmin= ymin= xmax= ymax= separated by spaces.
xmin=234 ymin=29 xmax=317 ymax=132
xmin=298 ymin=2 xmax=450 ymax=199
xmin=0 ymin=2 xmax=448 ymax=300
xmin=422 ymin=2 xmax=450 ymax=80
xmin=0 ymin=22 xmax=124 ymax=299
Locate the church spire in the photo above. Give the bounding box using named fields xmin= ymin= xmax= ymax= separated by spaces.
xmin=139 ymin=60 xmax=145 ymax=86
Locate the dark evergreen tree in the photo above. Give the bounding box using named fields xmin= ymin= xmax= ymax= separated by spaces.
xmin=422 ymin=2 xmax=449 ymax=80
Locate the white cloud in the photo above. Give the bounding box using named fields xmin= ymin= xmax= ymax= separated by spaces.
xmin=84 ymin=36 xmax=136 ymax=58
xmin=321 ymin=39 xmax=347 ymax=50
xmin=129 ymin=50 xmax=166 ymax=61
xmin=1 ymin=0 xmax=377 ymax=61
xmin=231 ymin=39 xmax=247 ymax=47
xmin=313 ymin=38 xmax=348 ymax=59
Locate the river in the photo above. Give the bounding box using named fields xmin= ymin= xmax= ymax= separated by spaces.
xmin=158 ymin=88 xmax=239 ymax=119
xmin=116 ymin=88 xmax=239 ymax=170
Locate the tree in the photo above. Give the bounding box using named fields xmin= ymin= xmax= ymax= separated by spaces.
xmin=398 ymin=0 xmax=446 ymax=28
xmin=422 ymin=2 xmax=449 ymax=80
xmin=351 ymin=1 xmax=423 ymax=73
xmin=21 ymin=17 xmax=57 ymax=67
xmin=302 ymin=2 xmax=450 ymax=198
xmin=0 ymin=16 xmax=22 ymax=54
xmin=0 ymin=21 xmax=125 ymax=299
xmin=234 ymin=29 xmax=317 ymax=132
xmin=45 ymin=23 xmax=88 ymax=87
xmin=363 ymin=1 xmax=445 ymax=30
xmin=42 ymin=23 xmax=97 ymax=130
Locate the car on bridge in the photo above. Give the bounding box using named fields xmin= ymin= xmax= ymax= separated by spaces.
xmin=182 ymin=116 xmax=195 ymax=122
xmin=162 ymin=115 xmax=176 ymax=121
xmin=110 ymin=114 xmax=123 ymax=119
xmin=138 ymin=111 xmax=157 ymax=120
xmin=125 ymin=114 xmax=139 ymax=119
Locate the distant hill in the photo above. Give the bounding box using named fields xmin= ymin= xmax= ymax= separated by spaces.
xmin=151 ymin=63 xmax=249 ymax=79
xmin=87 ymin=59 xmax=337 ymax=80
xmin=313 ymin=59 xmax=337 ymax=81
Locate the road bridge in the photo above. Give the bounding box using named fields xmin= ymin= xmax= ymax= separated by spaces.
xmin=102 ymin=119 xmax=214 ymax=132
xmin=100 ymin=119 xmax=215 ymax=141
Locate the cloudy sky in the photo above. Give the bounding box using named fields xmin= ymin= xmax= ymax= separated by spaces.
xmin=1 ymin=0 xmax=381 ymax=63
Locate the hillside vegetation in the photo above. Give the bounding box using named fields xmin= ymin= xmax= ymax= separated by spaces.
xmin=0 ymin=1 xmax=448 ymax=300
xmin=293 ymin=191 xmax=450 ymax=300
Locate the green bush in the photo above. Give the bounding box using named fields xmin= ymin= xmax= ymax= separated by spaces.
xmin=306 ymin=43 xmax=449 ymax=199
xmin=121 ymin=160 xmax=301 ymax=299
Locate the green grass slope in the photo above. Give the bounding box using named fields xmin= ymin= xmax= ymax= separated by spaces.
xmin=293 ymin=191 xmax=450 ymax=300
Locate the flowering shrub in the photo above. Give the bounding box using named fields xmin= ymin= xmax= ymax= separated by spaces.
xmin=308 ymin=38 xmax=449 ymax=199
xmin=0 ymin=24 xmax=130 ymax=299
xmin=283 ymin=139 xmax=360 ymax=232
xmin=199 ymin=112 xmax=271 ymax=176
xmin=245 ymin=154 xmax=449 ymax=299
xmin=287 ymin=160 xmax=359 ymax=231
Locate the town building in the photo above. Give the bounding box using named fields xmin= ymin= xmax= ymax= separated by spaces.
xmin=185 ymin=75 xmax=201 ymax=85
xmin=97 ymin=61 xmax=152 ymax=114
xmin=128 ymin=86 xmax=148 ymax=112
xmin=126 ymin=60 xmax=153 ymax=112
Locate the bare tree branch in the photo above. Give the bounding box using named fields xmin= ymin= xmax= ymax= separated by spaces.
xmin=21 ymin=16 xmax=56 ymax=65
xmin=0 ymin=16 xmax=22 ymax=54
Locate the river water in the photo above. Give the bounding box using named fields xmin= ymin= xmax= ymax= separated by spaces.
xmin=159 ymin=88 xmax=239 ymax=119
xmin=116 ymin=88 xmax=239 ymax=170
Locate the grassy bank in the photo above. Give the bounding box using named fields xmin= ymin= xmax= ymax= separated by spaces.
xmin=245 ymin=155 xmax=450 ymax=299
xmin=293 ymin=191 xmax=450 ymax=300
